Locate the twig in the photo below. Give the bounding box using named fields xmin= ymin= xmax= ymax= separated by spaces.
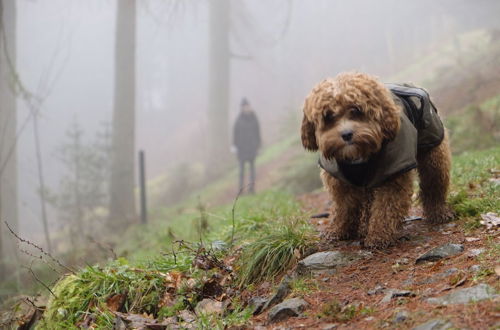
xmin=4 ymin=220 xmax=75 ymax=274
xmin=22 ymin=296 xmax=45 ymax=312
xmin=24 ymin=262 xmax=56 ymax=298
xmin=86 ymin=235 xmax=117 ymax=259
xmin=20 ymin=248 xmax=61 ymax=275
xmin=230 ymin=186 xmax=245 ymax=248
xmin=171 ymin=245 xmax=177 ymax=265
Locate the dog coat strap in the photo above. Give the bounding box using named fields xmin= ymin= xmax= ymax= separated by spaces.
xmin=386 ymin=83 xmax=445 ymax=149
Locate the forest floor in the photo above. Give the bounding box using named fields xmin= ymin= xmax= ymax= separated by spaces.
xmin=246 ymin=191 xmax=500 ymax=329
xmin=1 ymin=147 xmax=498 ymax=330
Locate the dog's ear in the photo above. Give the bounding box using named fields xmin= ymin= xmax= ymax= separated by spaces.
xmin=380 ymin=107 xmax=400 ymax=141
xmin=301 ymin=114 xmax=318 ymax=151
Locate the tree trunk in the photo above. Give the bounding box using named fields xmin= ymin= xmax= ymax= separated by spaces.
xmin=0 ymin=0 xmax=18 ymax=278
xmin=109 ymin=0 xmax=137 ymax=226
xmin=207 ymin=0 xmax=231 ymax=176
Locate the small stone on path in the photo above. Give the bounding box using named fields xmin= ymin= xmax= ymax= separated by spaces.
xmin=381 ymin=289 xmax=416 ymax=304
xmin=297 ymin=251 xmax=362 ymax=275
xmin=426 ymin=284 xmax=498 ymax=305
xmin=469 ymin=265 xmax=481 ymax=273
xmin=268 ymin=298 xmax=309 ymax=323
xmin=249 ymin=296 xmax=268 ymax=315
xmin=195 ymin=299 xmax=224 ymax=315
xmin=262 ymin=276 xmax=291 ymax=311
xmin=393 ymin=309 xmax=409 ymax=323
xmin=412 ymin=319 xmax=454 ymax=330
xmin=367 ymin=285 xmax=385 ymax=296
xmin=415 ymin=243 xmax=464 ymax=264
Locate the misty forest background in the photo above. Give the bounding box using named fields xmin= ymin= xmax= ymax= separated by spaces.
xmin=1 ymin=0 xmax=500 ymax=302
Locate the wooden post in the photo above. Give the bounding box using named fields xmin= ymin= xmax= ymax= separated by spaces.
xmin=138 ymin=150 xmax=147 ymax=224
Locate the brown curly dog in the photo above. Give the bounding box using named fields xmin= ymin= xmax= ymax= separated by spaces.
xmin=301 ymin=72 xmax=454 ymax=248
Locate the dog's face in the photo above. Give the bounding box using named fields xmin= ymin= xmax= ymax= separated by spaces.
xmin=301 ymin=73 xmax=400 ymax=163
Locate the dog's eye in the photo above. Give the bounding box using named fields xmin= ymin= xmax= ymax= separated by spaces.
xmin=350 ymin=106 xmax=363 ymax=117
xmin=323 ymin=111 xmax=335 ymax=123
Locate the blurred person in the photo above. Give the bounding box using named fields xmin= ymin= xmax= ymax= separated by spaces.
xmin=232 ymin=98 xmax=261 ymax=194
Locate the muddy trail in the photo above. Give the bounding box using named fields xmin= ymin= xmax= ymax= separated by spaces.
xmin=248 ymin=191 xmax=499 ymax=329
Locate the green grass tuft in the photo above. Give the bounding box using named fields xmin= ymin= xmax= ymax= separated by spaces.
xmin=237 ymin=218 xmax=317 ymax=286
xmin=449 ymin=147 xmax=500 ymax=221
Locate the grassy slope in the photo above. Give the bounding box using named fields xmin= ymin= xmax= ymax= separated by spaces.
xmin=34 ymin=145 xmax=499 ymax=329
xmin=5 ymin=29 xmax=500 ymax=329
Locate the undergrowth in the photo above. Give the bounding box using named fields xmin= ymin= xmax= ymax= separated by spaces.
xmin=36 ymin=190 xmax=310 ymax=328
xmin=38 ymin=255 xmax=192 ymax=329
xmin=237 ymin=217 xmax=317 ymax=287
xmin=449 ymin=147 xmax=499 ymax=222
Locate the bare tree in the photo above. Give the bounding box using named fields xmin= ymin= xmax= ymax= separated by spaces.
xmin=109 ymin=0 xmax=137 ymax=226
xmin=207 ymin=0 xmax=231 ymax=176
xmin=0 ymin=0 xmax=18 ymax=278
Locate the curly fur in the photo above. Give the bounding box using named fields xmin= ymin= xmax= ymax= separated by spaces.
xmin=302 ymin=72 xmax=453 ymax=248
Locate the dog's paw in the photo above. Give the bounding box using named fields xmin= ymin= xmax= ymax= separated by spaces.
xmin=320 ymin=230 xmax=356 ymax=242
xmin=427 ymin=206 xmax=455 ymax=224
xmin=362 ymin=235 xmax=394 ymax=249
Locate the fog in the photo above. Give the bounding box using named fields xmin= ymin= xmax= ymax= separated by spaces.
xmin=1 ymin=0 xmax=499 ymax=299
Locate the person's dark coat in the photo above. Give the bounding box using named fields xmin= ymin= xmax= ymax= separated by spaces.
xmin=233 ymin=111 xmax=261 ymax=161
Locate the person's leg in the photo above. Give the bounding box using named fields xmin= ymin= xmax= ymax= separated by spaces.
xmin=239 ymin=159 xmax=245 ymax=192
xmin=249 ymin=158 xmax=256 ymax=194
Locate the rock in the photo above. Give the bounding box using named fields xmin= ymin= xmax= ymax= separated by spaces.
xmin=268 ymin=298 xmax=308 ymax=323
xmin=381 ymin=289 xmax=416 ymax=304
xmin=426 ymin=284 xmax=498 ymax=305
xmin=195 ymin=299 xmax=224 ymax=315
xmin=469 ymin=265 xmax=481 ymax=273
xmin=367 ymin=285 xmax=385 ymax=296
xmin=468 ymin=248 xmax=484 ymax=257
xmin=415 ymin=243 xmax=464 ymax=264
xmin=113 ymin=316 xmax=127 ymax=330
xmin=418 ymin=268 xmax=458 ymax=285
xmin=113 ymin=311 xmax=177 ymax=329
xmin=262 ymin=276 xmax=291 ymax=311
xmin=253 ymin=326 xmax=267 ymax=330
xmin=249 ymin=296 xmax=268 ymax=315
xmin=395 ymin=257 xmax=410 ymax=265
xmin=402 ymin=276 xmax=414 ymax=286
xmin=393 ymin=309 xmax=409 ymax=323
xmin=480 ymin=212 xmax=500 ymax=229
xmin=412 ymin=318 xmax=454 ymax=330
xmin=296 ymin=251 xmax=362 ymax=275
xmin=178 ymin=310 xmax=196 ymax=323
xmin=321 ymin=323 xmax=338 ymax=330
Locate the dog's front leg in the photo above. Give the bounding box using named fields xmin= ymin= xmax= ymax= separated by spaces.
xmin=321 ymin=170 xmax=363 ymax=240
xmin=364 ymin=171 xmax=414 ymax=248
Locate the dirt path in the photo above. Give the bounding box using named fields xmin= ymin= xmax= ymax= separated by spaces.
xmin=252 ymin=191 xmax=499 ymax=329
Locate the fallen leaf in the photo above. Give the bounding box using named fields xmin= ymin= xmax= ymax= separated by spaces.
xmin=495 ymin=265 xmax=500 ymax=276
xmin=480 ymin=212 xmax=500 ymax=229
xmin=106 ymin=294 xmax=126 ymax=312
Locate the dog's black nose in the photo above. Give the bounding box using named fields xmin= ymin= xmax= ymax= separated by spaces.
xmin=341 ymin=130 xmax=353 ymax=142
